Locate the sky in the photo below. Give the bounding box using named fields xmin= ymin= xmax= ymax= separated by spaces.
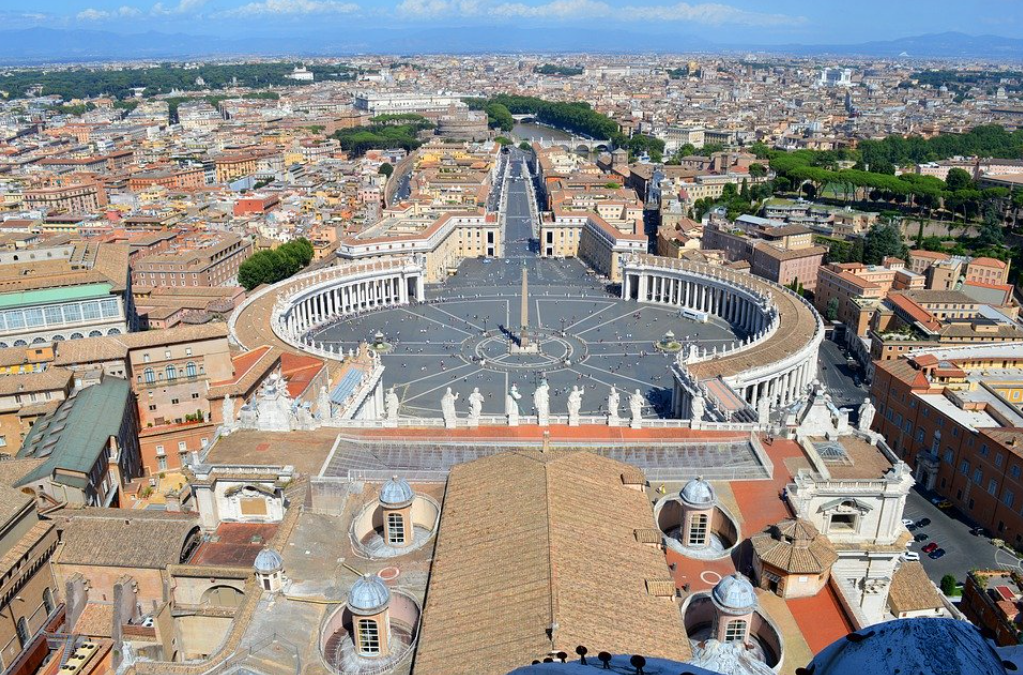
xmin=0 ymin=0 xmax=1020 ymax=44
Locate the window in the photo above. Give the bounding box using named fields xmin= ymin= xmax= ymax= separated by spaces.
xmin=997 ymin=453 xmax=1005 ymax=468
xmin=148 ymin=404 xmax=157 ymax=411
xmin=357 ymin=619 xmax=380 ymax=655
xmin=981 ymin=444 xmax=989 ymax=457
xmin=1005 ymin=490 xmax=1015 ymax=508
xmin=1012 ymin=465 xmax=1021 ymax=480
xmin=192 ymin=392 xmax=200 ymax=399
xmin=387 ymin=512 xmax=405 ymax=545
xmin=974 ymin=468 xmax=983 ymax=484
xmin=943 ymin=449 xmax=953 ymax=464
xmin=171 ymin=398 xmax=179 ymax=405
xmin=178 ymin=441 xmax=187 ymax=451
xmin=144 ymin=368 xmax=155 ymax=384
xmin=960 ymin=460 xmax=970 ymax=476
xmin=724 ymin=619 xmax=747 ymax=643
xmin=916 ymin=428 xmax=925 ymax=444
xmin=158 ymin=456 xmax=167 ymax=471
xmin=166 ymin=365 xmax=177 ymax=380
xmin=16 ymin=617 xmax=29 ymax=647
xmin=989 ymin=479 xmax=998 ymax=495
xmin=689 ymin=513 xmax=709 ymax=546
xmin=186 ymin=362 xmax=197 ymax=378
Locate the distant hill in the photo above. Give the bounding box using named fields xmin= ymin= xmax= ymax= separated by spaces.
xmin=0 ymin=28 xmax=1019 ymax=64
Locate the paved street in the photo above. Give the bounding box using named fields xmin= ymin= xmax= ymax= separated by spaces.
xmin=902 ymin=489 xmax=1016 ymax=586
xmin=817 ymin=338 xmax=867 ymax=411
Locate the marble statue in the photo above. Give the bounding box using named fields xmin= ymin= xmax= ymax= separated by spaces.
xmin=690 ymin=390 xmax=705 ymax=423
xmin=857 ymin=399 xmax=876 ymax=433
xmin=468 ymin=387 xmax=485 ymax=424
xmin=506 ymin=384 xmax=522 ymax=426
xmin=221 ymin=394 xmax=236 ymax=431
xmin=757 ymin=396 xmax=771 ymax=425
xmin=534 ymin=378 xmax=550 ymax=425
xmin=317 ymin=386 xmax=331 ymax=421
xmin=567 ymin=385 xmax=584 ymax=426
xmin=441 ymin=387 xmax=459 ymax=428
xmin=607 ymin=388 xmax=621 ymax=426
xmin=385 ymin=387 xmax=400 ymax=423
xmin=629 ymin=389 xmax=644 ymax=429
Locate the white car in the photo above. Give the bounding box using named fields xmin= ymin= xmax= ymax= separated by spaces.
xmin=901 ymin=551 xmax=921 ymax=562
xmin=902 ymin=518 xmax=915 ymax=528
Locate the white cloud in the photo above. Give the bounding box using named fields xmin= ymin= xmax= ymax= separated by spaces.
xmin=151 ymin=0 xmax=208 ymax=15
xmin=397 ymin=0 xmax=482 ymax=17
xmin=76 ymin=5 xmax=144 ymax=21
xmin=400 ymin=0 xmax=800 ymax=26
xmin=217 ymin=0 xmax=360 ymax=17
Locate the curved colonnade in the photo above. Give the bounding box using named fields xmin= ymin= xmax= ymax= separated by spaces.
xmin=228 ymin=256 xmax=424 ymax=357
xmin=620 ymin=254 xmax=823 ymax=421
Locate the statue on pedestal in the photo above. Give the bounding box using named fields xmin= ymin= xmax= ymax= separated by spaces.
xmin=385 ymin=387 xmax=400 ymax=423
xmin=630 ymin=389 xmax=644 ymax=429
xmin=506 ymin=384 xmax=522 ymax=426
xmin=468 ymin=387 xmax=485 ymax=424
xmin=441 ymin=387 xmax=459 ymax=428
xmin=607 ymin=388 xmax=620 ymax=426
xmin=690 ymin=390 xmax=705 ymax=424
xmin=857 ymin=399 xmax=876 ymax=433
xmin=534 ymin=378 xmax=550 ymax=425
xmin=567 ymin=386 xmax=584 ymax=426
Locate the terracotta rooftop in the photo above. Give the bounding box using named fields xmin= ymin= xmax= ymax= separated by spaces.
xmin=414 ymin=451 xmax=691 ymax=675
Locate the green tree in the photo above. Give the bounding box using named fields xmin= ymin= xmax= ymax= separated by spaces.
xmin=945 ymin=167 xmax=973 ymax=192
xmin=495 ymin=136 xmax=512 ymax=146
xmin=863 ymin=223 xmax=908 ymax=265
xmin=378 ymin=162 xmax=394 ymax=177
xmin=519 ymin=141 xmax=533 ymax=152
xmin=940 ymin=574 xmax=958 ymax=596
xmin=825 ymin=298 xmax=840 ymax=321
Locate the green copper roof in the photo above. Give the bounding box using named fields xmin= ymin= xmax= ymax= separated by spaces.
xmin=0 ymin=283 xmax=112 ymax=310
xmin=16 ymin=378 xmax=131 ymax=486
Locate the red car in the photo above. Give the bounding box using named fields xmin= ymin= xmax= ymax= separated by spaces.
xmin=922 ymin=542 xmax=939 ymax=554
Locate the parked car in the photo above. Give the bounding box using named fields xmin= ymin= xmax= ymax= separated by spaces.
xmin=970 ymin=526 xmax=988 ymax=537
xmin=930 ymin=496 xmax=944 ymax=505
xmin=916 ymin=518 xmax=931 ymax=528
xmin=902 ymin=551 xmax=921 ymax=562
xmin=902 ymin=518 xmax=915 ymax=527
xmin=936 ymin=500 xmax=953 ymax=510
xmin=922 ymin=542 xmax=940 ymax=554
xmin=914 ymin=533 xmax=929 ymax=542
xmin=928 ymin=548 xmax=947 ymax=559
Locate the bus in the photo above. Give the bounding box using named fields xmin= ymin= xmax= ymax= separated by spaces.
xmin=681 ymin=308 xmax=709 ymax=323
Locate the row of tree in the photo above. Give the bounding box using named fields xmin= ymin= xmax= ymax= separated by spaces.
xmin=330 ymin=116 xmax=433 ymax=157
xmin=3 ymin=62 xmax=358 ymax=101
xmin=238 ymin=239 xmax=314 ymax=291
xmin=533 ymin=64 xmax=584 ymax=76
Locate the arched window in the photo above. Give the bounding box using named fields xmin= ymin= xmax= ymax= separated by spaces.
xmin=13 ymin=340 xmax=27 ymax=347
xmin=108 ymin=328 xmax=121 ymax=336
xmin=43 ymin=588 xmax=54 ymax=614
xmin=31 ymin=337 xmax=46 ymax=345
xmin=144 ymin=368 xmax=155 ymax=384
xmin=70 ymin=333 xmax=84 ymax=340
xmin=16 ymin=617 xmax=29 ymax=646
xmin=357 ymin=618 xmax=380 ymax=655
xmin=186 ymin=362 xmax=197 ymax=378
xmin=88 ymin=330 xmax=102 ymax=338
xmin=689 ymin=513 xmax=708 ymax=546
xmin=166 ymin=365 xmax=177 ymax=380
xmin=387 ymin=512 xmax=405 ymax=546
xmin=724 ymin=619 xmax=747 ymax=643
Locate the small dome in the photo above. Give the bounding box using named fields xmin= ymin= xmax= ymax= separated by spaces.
xmin=380 ymin=475 xmax=414 ymax=507
xmin=254 ymin=548 xmax=283 ymax=574
xmin=680 ymin=477 xmax=716 ymax=508
xmin=712 ymin=574 xmax=757 ymax=614
xmin=347 ymin=574 xmax=391 ymax=615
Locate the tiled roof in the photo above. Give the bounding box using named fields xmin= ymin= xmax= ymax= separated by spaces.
xmin=888 ymin=561 xmax=943 ymax=614
xmin=414 ymin=451 xmax=690 ymax=675
xmin=751 ymin=518 xmax=838 ymax=574
xmin=54 ymin=508 xmax=198 ymax=569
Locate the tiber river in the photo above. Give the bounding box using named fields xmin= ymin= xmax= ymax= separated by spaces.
xmin=512 ymin=121 xmax=575 ymax=142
